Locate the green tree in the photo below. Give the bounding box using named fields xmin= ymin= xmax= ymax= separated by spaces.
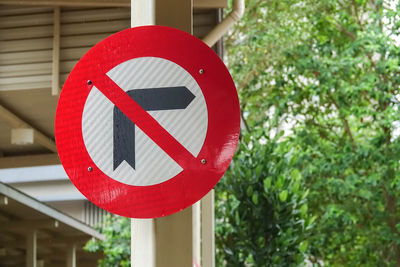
xmin=216 ymin=132 xmax=313 ymax=266
xmin=217 ymin=0 xmax=400 ymax=266
xmin=85 ymin=215 xmax=130 ymax=266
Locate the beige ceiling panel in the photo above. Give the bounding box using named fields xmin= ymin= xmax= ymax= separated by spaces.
xmin=0 ymin=123 xmax=46 ymax=155
xmin=193 ymin=26 xmax=214 ymax=39
xmin=0 ymin=38 xmax=53 ymax=53
xmin=61 ymin=7 xmax=129 ymax=23
xmin=0 ymin=63 xmax=52 ymax=78
xmin=0 ymin=5 xmax=132 ymax=157
xmin=0 ymin=154 xmax=60 ymax=168
xmin=193 ymin=9 xmax=220 ymax=39
xmin=0 ymin=0 xmax=130 ymax=7
xmin=0 ymin=77 xmax=51 ymax=92
xmin=60 ymin=73 xmax=69 ymax=85
xmin=60 ymin=47 xmax=91 ymax=61
xmin=60 ymin=33 xmax=111 ymax=48
xmin=0 ymin=4 xmax=220 ymax=160
xmin=0 ymin=82 xmax=50 ymax=91
xmin=60 ymin=60 xmax=77 ymax=73
xmin=0 ymin=50 xmax=52 ymax=65
xmin=0 ymin=0 xmax=227 ymax=9
xmin=194 ymin=9 xmax=219 ymax=26
xmin=0 ymin=6 xmax=52 ymax=16
xmin=0 ymin=75 xmax=51 ymax=86
xmin=0 ymin=25 xmax=53 ymax=40
xmin=0 ymin=88 xmax=57 ymax=137
xmin=61 ymin=19 xmax=129 ymax=35
xmin=0 ymin=12 xmax=53 ymax=29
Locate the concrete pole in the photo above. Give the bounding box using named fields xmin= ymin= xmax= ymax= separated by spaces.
xmin=131 ymin=219 xmax=156 ymax=267
xmin=26 ymin=230 xmax=37 ymax=267
xmin=66 ymin=243 xmax=76 ymax=267
xmin=131 ymin=0 xmax=155 ymax=27
xmin=130 ymin=1 xmax=198 ymax=267
xmin=201 ymin=190 xmax=215 ymax=267
xmin=130 ymin=1 xmax=157 ymax=267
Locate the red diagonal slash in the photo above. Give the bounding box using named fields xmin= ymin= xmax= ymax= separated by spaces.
xmin=91 ymin=74 xmax=198 ymax=170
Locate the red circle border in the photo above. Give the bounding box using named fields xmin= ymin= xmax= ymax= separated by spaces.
xmin=55 ymin=26 xmax=240 ymax=218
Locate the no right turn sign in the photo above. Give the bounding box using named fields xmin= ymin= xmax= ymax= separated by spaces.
xmin=55 ymin=26 xmax=240 ymax=218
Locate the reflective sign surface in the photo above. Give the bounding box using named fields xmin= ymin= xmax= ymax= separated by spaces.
xmin=55 ymin=26 xmax=240 ymax=218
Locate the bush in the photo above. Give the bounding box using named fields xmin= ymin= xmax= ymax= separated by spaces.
xmin=84 ymin=215 xmax=130 ymax=267
xmin=215 ymin=132 xmax=313 ymax=266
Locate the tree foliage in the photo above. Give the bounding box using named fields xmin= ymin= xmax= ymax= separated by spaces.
xmin=216 ymin=132 xmax=313 ymax=266
xmin=217 ymin=0 xmax=400 ymax=266
xmin=84 ymin=215 xmax=130 ymax=267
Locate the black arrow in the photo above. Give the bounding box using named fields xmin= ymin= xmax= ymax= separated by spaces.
xmin=113 ymin=86 xmax=195 ymax=170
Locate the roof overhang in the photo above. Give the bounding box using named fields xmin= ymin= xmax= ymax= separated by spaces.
xmin=0 ymin=0 xmax=228 ymax=8
xmin=0 ymin=182 xmax=104 ymax=265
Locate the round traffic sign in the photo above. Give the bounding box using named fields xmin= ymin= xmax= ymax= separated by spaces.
xmin=55 ymin=26 xmax=240 ymax=218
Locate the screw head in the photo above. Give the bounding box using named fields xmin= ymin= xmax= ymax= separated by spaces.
xmin=201 ymin=159 xmax=207 ymax=164
xmin=87 ymin=80 xmax=92 ymax=85
xmin=199 ymin=69 xmax=204 ymax=74
xmin=88 ymin=166 xmax=93 ymax=172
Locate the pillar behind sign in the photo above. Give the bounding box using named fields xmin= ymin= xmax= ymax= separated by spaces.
xmin=130 ymin=0 xmax=199 ymax=266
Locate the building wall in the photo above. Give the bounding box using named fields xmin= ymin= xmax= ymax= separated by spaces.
xmin=0 ymin=6 xmax=131 ymax=92
xmin=0 ymin=3 xmax=222 ymax=227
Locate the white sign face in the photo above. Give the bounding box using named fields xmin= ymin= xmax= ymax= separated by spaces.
xmin=81 ymin=57 xmax=208 ymax=186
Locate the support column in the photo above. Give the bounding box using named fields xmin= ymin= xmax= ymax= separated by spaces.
xmin=193 ymin=201 xmax=201 ymax=267
xmin=132 ymin=0 xmax=192 ymax=31
xmin=130 ymin=2 xmax=156 ymax=266
xmin=66 ymin=243 xmax=76 ymax=267
xmin=131 ymin=0 xmax=155 ymax=26
xmin=131 ymin=219 xmax=155 ymax=267
xmin=201 ymin=190 xmax=215 ymax=267
xmin=26 ymin=230 xmax=37 ymax=267
xmin=51 ymin=7 xmax=60 ymax=96
xmin=155 ymin=0 xmax=192 ymax=34
xmin=155 ymin=207 xmax=194 ymax=267
xmin=130 ymin=1 xmax=198 ymax=266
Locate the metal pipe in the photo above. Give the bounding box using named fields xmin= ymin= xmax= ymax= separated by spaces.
xmin=202 ymin=0 xmax=245 ymax=47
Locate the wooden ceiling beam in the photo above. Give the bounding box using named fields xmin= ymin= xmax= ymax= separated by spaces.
xmin=0 ymin=219 xmax=60 ymax=231
xmin=0 ymin=208 xmax=19 ymax=221
xmin=0 ymin=104 xmax=57 ymax=153
xmin=194 ymin=0 xmax=228 ymax=9
xmin=0 ymin=0 xmax=130 ymax=7
xmin=0 ymin=255 xmax=24 ymax=265
xmin=0 ymin=236 xmax=93 ymax=249
xmin=0 ymin=0 xmax=228 ymax=8
xmin=0 ymin=154 xmax=60 ymax=169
